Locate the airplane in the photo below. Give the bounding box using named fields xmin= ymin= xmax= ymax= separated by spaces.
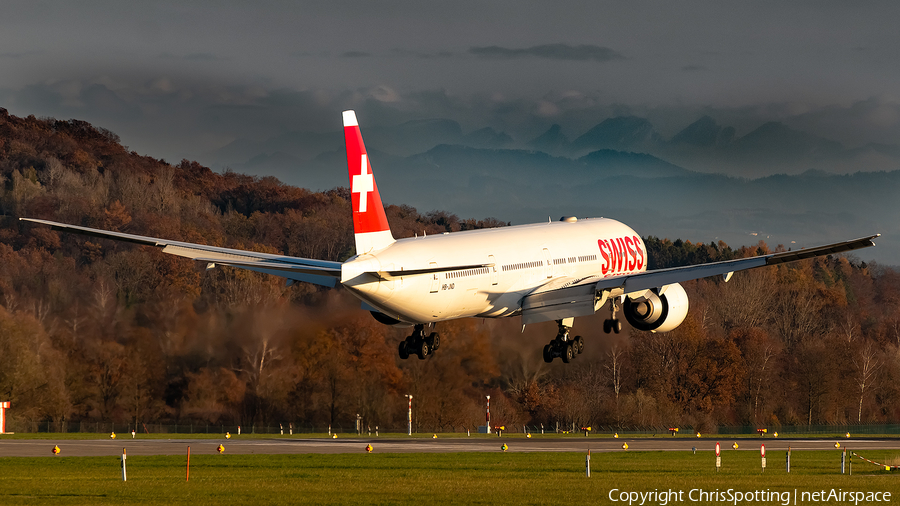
xmin=21 ymin=111 xmax=880 ymax=364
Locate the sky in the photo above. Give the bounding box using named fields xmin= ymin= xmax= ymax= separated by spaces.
xmin=2 ymin=0 xmax=900 ymax=266
xmin=2 ymin=0 xmax=899 ymax=160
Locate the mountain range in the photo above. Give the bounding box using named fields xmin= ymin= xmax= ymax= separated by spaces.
xmin=200 ymin=115 xmax=900 ymax=265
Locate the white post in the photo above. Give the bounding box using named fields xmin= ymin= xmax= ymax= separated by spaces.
xmin=406 ymin=395 xmax=413 ymax=436
xmin=486 ymin=395 xmax=491 ymax=434
xmin=121 ymin=448 xmax=127 ymax=481
xmin=715 ymin=442 xmax=721 ymax=472
xmin=0 ymin=401 xmax=9 ymax=434
xmin=585 ymin=450 xmax=591 ymax=477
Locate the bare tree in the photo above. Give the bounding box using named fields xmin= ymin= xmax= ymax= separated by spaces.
xmin=772 ymin=285 xmax=828 ymax=348
xmin=605 ymin=345 xmax=625 ymax=425
xmin=839 ymin=310 xmax=861 ymax=344
xmin=710 ymin=268 xmax=773 ymax=332
xmin=853 ymin=340 xmax=882 ymax=423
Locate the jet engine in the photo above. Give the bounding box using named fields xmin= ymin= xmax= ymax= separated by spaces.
xmin=370 ymin=311 xmax=412 ymax=327
xmin=622 ymin=283 xmax=689 ymax=333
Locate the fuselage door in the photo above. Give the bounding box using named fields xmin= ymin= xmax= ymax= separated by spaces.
xmin=430 ymin=262 xmax=439 ymax=293
xmin=489 ymin=255 xmax=499 ymax=285
xmin=543 ymin=248 xmax=553 ymax=278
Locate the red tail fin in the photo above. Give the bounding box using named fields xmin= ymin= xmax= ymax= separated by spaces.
xmin=343 ymin=110 xmax=394 ymax=254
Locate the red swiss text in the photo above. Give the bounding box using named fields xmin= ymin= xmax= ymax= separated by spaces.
xmin=598 ymin=236 xmax=644 ymax=274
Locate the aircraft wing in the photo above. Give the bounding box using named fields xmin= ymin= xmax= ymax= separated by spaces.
xmin=20 ymin=218 xmax=343 ymax=287
xmin=521 ymin=234 xmax=880 ymax=325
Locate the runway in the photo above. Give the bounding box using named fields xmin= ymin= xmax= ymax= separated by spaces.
xmin=2 ymin=436 xmax=898 ymax=457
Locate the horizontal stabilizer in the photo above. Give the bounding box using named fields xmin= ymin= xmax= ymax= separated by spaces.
xmin=194 ymin=258 xmax=340 ymax=287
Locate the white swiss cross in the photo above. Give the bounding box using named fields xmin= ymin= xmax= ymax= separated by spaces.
xmin=351 ymin=154 xmax=374 ymax=213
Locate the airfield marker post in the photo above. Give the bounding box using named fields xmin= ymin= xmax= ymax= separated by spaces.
xmin=486 ymin=396 xmax=491 ymax=434
xmin=0 ymin=401 xmax=9 ymax=434
xmin=186 ymin=446 xmax=191 ymax=482
xmin=786 ymin=447 xmax=791 ymax=473
xmin=715 ymin=442 xmax=721 ymax=472
xmin=841 ymin=449 xmax=845 ymax=474
xmin=586 ymin=450 xmax=591 ymax=478
xmin=406 ymin=395 xmax=413 ymax=436
xmin=761 ymin=444 xmax=766 ymax=472
xmin=121 ymin=448 xmax=127 ymax=482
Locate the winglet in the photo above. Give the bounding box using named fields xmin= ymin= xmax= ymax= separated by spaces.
xmin=343 ymin=110 xmax=394 ymax=254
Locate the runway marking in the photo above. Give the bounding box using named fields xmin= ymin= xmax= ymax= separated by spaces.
xmin=2 ymin=438 xmax=898 ymax=457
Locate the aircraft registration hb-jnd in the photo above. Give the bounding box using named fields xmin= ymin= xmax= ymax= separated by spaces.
xmin=22 ymin=111 xmax=880 ymax=364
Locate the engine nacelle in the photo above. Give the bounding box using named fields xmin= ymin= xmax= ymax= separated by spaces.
xmin=623 ymin=282 xmax=689 ymax=333
xmin=370 ymin=311 xmax=413 ymax=327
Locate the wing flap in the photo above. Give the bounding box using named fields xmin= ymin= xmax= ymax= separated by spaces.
xmin=520 ymin=281 xmax=602 ymax=325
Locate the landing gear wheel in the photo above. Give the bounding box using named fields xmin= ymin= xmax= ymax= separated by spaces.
xmin=427 ymin=332 xmax=440 ymax=351
xmin=574 ymin=335 xmax=584 ymax=354
xmin=416 ymin=339 xmax=430 ymax=360
xmin=603 ymin=319 xmax=611 ymax=334
xmin=613 ymin=320 xmax=622 ymax=334
xmin=543 ymin=344 xmax=553 ymax=363
xmin=561 ymin=343 xmax=575 ymax=363
xmin=398 ymin=340 xmax=410 ymax=360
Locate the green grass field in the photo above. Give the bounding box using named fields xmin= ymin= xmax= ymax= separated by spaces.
xmin=1 ymin=450 xmax=898 ymax=505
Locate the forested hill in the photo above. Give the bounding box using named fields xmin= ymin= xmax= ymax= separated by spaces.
xmin=0 ymin=108 xmax=506 ymax=260
xmin=2 ymin=108 xmax=900 ymax=434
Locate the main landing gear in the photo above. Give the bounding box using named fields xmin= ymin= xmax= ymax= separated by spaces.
xmin=398 ymin=324 xmax=440 ymax=360
xmin=543 ymin=319 xmax=584 ymax=364
xmin=603 ymin=298 xmax=622 ymax=334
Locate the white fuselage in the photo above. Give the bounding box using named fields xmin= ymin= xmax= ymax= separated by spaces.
xmin=340 ymin=217 xmax=647 ymax=324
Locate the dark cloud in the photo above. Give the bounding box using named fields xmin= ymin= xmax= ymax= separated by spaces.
xmin=0 ymin=51 xmax=39 ymax=60
xmin=468 ymin=44 xmax=624 ymax=62
xmin=390 ymin=49 xmax=455 ymax=59
xmin=159 ymin=52 xmax=224 ymax=61
xmin=185 ymin=53 xmax=220 ymax=61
